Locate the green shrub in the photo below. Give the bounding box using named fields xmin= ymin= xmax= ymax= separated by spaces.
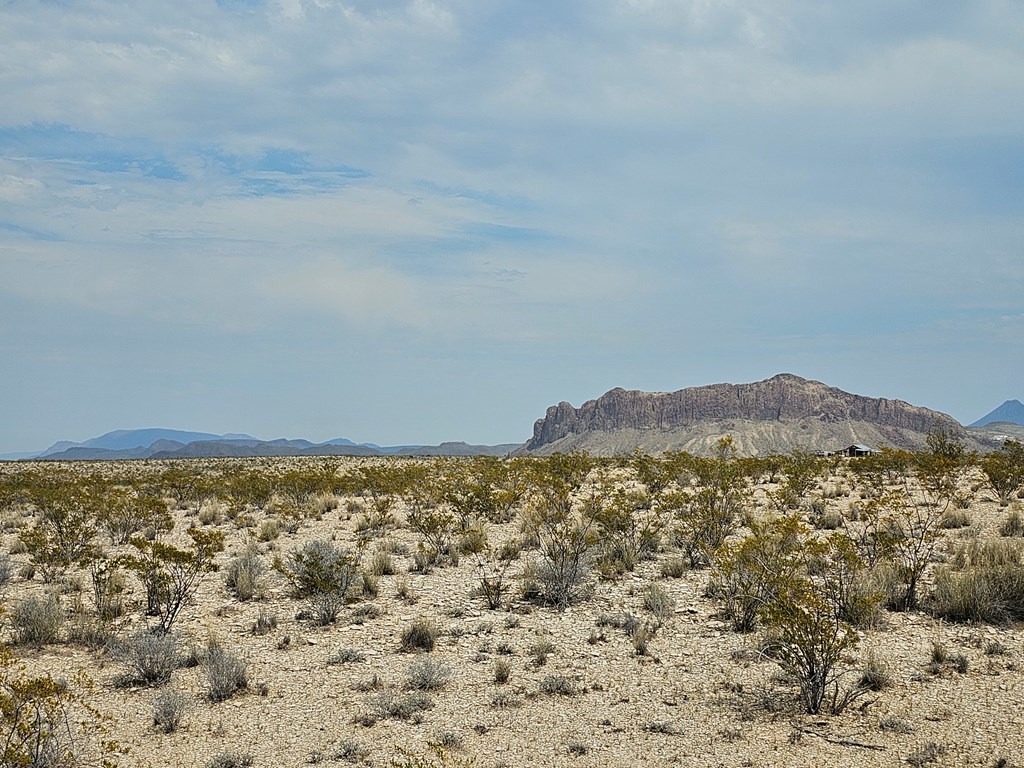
xmin=277 ymin=539 xmax=359 ymax=625
xmin=493 ymin=659 xmax=511 ymax=684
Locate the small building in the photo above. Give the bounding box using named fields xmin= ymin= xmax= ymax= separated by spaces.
xmin=816 ymin=444 xmax=877 ymax=458
xmin=839 ymin=444 xmax=876 ymax=458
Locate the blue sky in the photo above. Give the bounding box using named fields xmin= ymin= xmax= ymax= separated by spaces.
xmin=1 ymin=0 xmax=1022 ymax=452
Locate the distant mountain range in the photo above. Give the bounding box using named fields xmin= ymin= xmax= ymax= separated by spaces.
xmin=5 ymin=429 xmax=518 ymax=461
xmin=5 ymin=378 xmax=1019 ymax=462
xmin=971 ymin=400 xmax=1024 ymax=427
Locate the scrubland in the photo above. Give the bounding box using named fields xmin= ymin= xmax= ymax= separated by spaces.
xmin=2 ymin=435 xmax=1024 ymax=767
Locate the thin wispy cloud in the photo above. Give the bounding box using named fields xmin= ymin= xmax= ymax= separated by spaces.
xmin=1 ymin=0 xmax=1021 ymax=451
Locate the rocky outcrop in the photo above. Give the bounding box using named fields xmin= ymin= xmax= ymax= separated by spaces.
xmin=523 ymin=374 xmax=972 ymax=456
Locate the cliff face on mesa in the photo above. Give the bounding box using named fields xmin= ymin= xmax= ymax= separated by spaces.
xmin=522 ymin=374 xmax=974 ymax=456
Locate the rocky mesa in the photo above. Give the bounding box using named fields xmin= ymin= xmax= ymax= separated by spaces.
xmin=522 ymin=373 xmax=978 ymax=456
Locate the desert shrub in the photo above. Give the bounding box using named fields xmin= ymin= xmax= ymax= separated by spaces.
xmin=277 ymin=539 xmax=359 ymax=625
xmin=664 ymin=437 xmax=748 ymax=568
xmin=591 ymin=484 xmax=666 ymax=574
xmin=642 ymin=583 xmax=676 ymax=623
xmin=19 ymin=484 xmax=100 ymax=582
xmin=0 ymin=643 xmax=122 ymax=768
xmin=907 ymin=742 xmax=945 ymax=766
xmin=368 ymin=550 xmax=396 ymax=576
xmin=11 ymin=593 xmax=64 ymax=646
xmin=88 ymin=558 xmax=125 ymax=621
xmin=115 ymin=630 xmax=178 ymax=686
xmin=939 ymin=509 xmax=972 ymax=529
xmin=122 ymin=528 xmax=226 ymax=634
xmin=0 ymin=550 xmax=12 ymax=589
xmin=225 ymin=546 xmax=265 ymax=601
xmin=712 ymin=516 xmax=805 ymax=632
xmin=1001 ymin=511 xmax=1024 ymax=538
xmin=328 ymin=647 xmax=366 ymax=665
xmin=251 ymin=609 xmax=277 ymax=635
xmin=539 ymin=674 xmax=577 ymax=696
xmin=65 ymin=602 xmax=114 ymax=650
xmin=400 ymin=618 xmax=438 ymax=653
xmin=659 ymin=556 xmax=687 ymax=578
xmin=153 ymin=689 xmax=190 ymax=733
xmin=206 ymin=642 xmax=248 ymax=702
xmin=931 ymin=564 xmax=1024 ymax=624
xmin=857 ymin=652 xmax=892 ymax=692
xmin=632 ymin=622 xmax=657 ymax=656
xmin=366 ymin=689 xmax=435 ymax=721
xmin=208 ymin=753 xmax=254 ymax=768
xmin=333 ymin=739 xmax=370 ymax=763
xmin=493 ymin=659 xmax=511 ymax=684
xmin=981 ymin=439 xmax=1024 ymax=506
xmin=405 ymin=657 xmax=452 ymax=691
xmin=529 ymin=638 xmax=555 ymax=666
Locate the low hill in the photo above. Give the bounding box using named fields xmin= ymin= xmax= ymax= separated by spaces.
xmin=521 ymin=373 xmax=981 ymax=456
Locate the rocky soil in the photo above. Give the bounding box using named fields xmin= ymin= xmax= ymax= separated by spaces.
xmin=2 ymin=457 xmax=1023 ymax=768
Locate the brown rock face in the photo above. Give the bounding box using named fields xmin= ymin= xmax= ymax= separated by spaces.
xmin=523 ymin=374 xmax=970 ymax=456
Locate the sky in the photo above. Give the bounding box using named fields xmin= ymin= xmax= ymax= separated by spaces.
xmin=1 ymin=0 xmax=1022 ymax=453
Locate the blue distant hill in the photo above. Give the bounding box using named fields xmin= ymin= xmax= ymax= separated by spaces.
xmin=971 ymin=400 xmax=1024 ymax=427
xmin=16 ymin=427 xmax=519 ymax=461
xmin=39 ymin=429 xmax=256 ymax=456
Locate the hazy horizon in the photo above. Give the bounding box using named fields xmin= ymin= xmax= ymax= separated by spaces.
xmin=2 ymin=2 xmax=1022 ymax=454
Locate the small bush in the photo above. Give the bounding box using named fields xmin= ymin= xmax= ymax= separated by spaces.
xmin=400 ymin=617 xmax=438 ymax=653
xmin=907 ymin=742 xmax=945 ymax=766
xmin=632 ymin=622 xmax=657 ymax=656
xmin=939 ymin=510 xmax=972 ymax=530
xmin=857 ymin=653 xmax=892 ymax=692
xmin=328 ymin=646 xmax=367 ymax=665
xmin=539 ymin=674 xmax=577 ymax=696
xmin=493 ymin=658 xmax=511 ymax=684
xmin=333 ymin=740 xmax=370 ymax=763
xmin=11 ymin=593 xmax=63 ymax=646
xmin=879 ymin=717 xmax=915 ymax=734
xmin=368 ymin=550 xmax=396 ymax=576
xmin=642 ymin=584 xmax=676 ymax=623
xmin=406 ymin=656 xmax=452 ymax=690
xmin=529 ymin=638 xmax=555 ymax=666
xmin=208 ymin=753 xmax=254 ymax=768
xmin=251 ymin=610 xmax=277 ymax=635
xmin=206 ymin=642 xmax=248 ymax=702
xmin=659 ymin=556 xmax=687 ymax=578
xmin=226 ymin=547 xmax=265 ymax=601
xmin=366 ymin=689 xmax=435 ymax=721
xmin=116 ymin=631 xmax=179 ymax=686
xmin=153 ymin=689 xmax=190 ymax=733
xmin=0 ymin=551 xmax=12 ymax=589
xmin=999 ymin=511 xmax=1024 ymax=538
